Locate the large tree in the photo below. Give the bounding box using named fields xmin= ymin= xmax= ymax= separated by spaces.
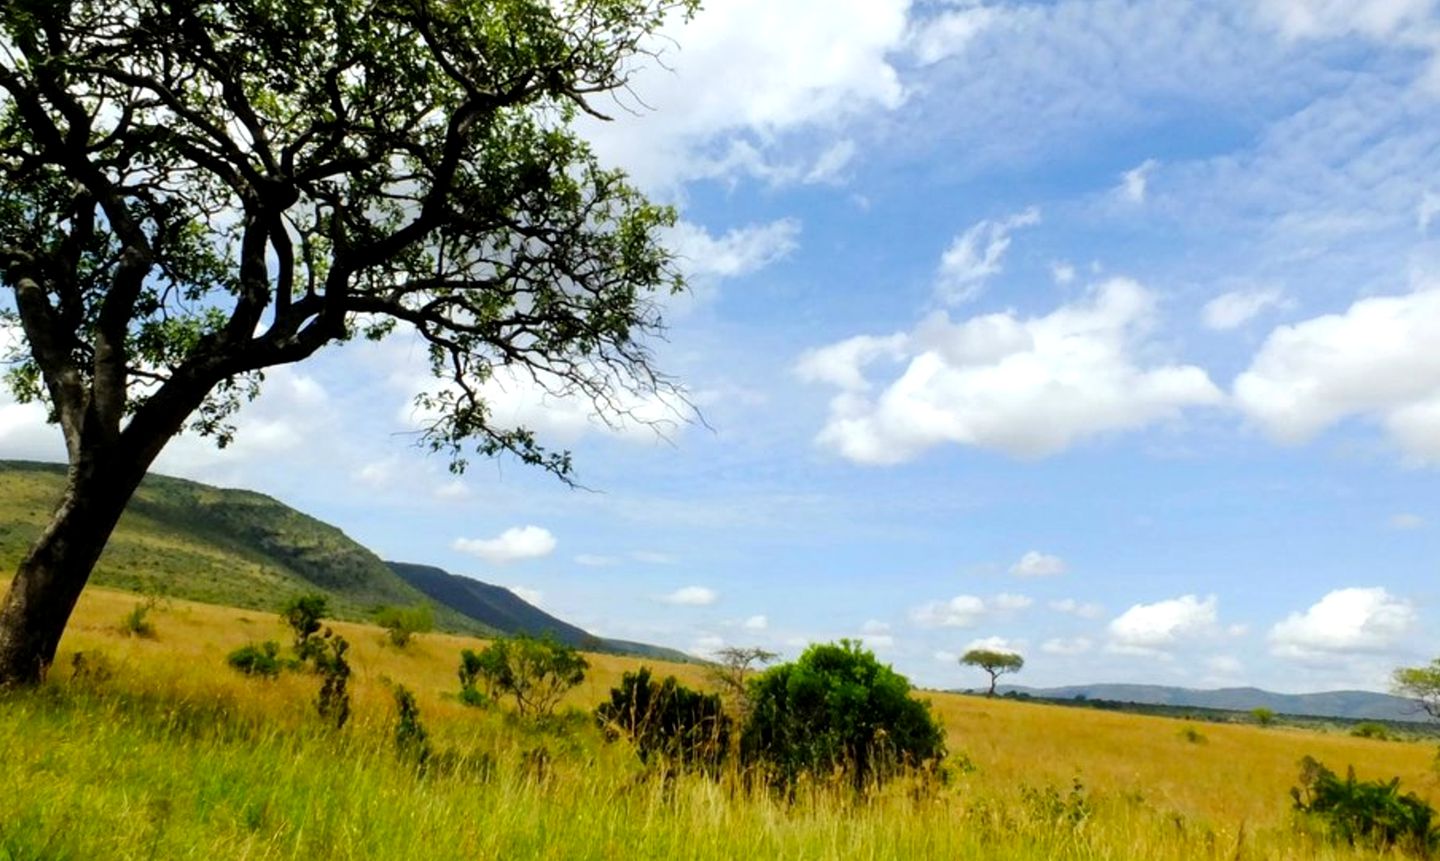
xmin=0 ymin=0 xmax=695 ymax=686
xmin=959 ymin=648 xmax=1023 ymax=697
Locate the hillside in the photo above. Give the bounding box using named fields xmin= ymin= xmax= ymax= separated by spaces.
xmin=0 ymin=461 xmax=495 ymax=632
xmin=1001 ymin=683 xmax=1428 ymax=723
xmin=388 ymin=561 xmax=693 ymax=662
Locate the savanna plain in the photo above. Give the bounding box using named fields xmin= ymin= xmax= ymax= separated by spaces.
xmin=0 ymin=583 xmax=1434 ymax=860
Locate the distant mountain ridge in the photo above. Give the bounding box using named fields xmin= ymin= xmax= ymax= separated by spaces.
xmin=999 ymin=683 xmax=1428 ymax=723
xmin=387 ymin=561 xmax=692 ymax=662
xmin=0 ymin=461 xmax=686 ymax=660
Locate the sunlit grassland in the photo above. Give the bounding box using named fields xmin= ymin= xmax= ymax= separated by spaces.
xmin=1 ymin=581 xmax=1436 ymax=859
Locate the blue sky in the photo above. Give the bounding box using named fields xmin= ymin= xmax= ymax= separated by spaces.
xmin=5 ymin=0 xmax=1440 ymax=693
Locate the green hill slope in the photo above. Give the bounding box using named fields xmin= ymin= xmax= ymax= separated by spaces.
xmin=387 ymin=561 xmax=694 ymax=662
xmin=0 ymin=460 xmax=493 ymax=635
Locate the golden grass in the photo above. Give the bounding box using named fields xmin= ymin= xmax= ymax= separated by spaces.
xmin=1 ymin=580 xmax=1434 ymax=860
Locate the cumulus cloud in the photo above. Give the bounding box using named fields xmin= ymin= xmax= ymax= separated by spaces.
xmin=1011 ymin=551 xmax=1067 ymax=578
xmin=802 ymin=279 xmax=1223 ymax=463
xmin=743 ymin=615 xmax=769 ymax=631
xmin=1233 ymin=287 xmax=1440 ymax=460
xmin=964 ymin=636 xmax=1023 ymax=655
xmin=1269 ymin=587 xmax=1416 ymax=659
xmin=1107 ymin=594 xmax=1220 ymax=655
xmin=661 ymin=586 xmax=719 ymax=606
xmin=1050 ymin=598 xmax=1106 ymax=619
xmin=934 ymin=208 xmax=1041 ymax=305
xmin=1202 ymin=287 xmax=1291 ymax=330
xmin=453 ymin=526 xmax=557 ymax=565
xmin=578 ymin=0 xmax=910 ymax=190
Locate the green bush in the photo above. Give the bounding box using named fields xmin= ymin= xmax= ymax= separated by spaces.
xmin=595 ymin=667 xmax=730 ymax=769
xmin=1251 ymin=707 xmax=1276 ymax=727
xmin=375 ymin=604 xmax=434 ymax=648
xmin=1350 ymin=722 xmax=1390 ymax=740
xmin=1291 ymin=755 xmax=1436 ymax=852
xmin=313 ymin=629 xmax=351 ymax=729
xmin=463 ymin=635 xmax=588 ymax=718
xmin=742 ymin=639 xmax=946 ymax=789
xmin=392 ymin=684 xmax=431 ymax=766
xmin=457 ymin=649 xmax=493 ymax=708
xmin=119 ymin=597 xmax=159 ymax=638
xmin=226 ymin=641 xmax=283 ymax=678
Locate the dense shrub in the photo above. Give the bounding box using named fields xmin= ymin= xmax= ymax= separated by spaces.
xmin=742 ymin=640 xmax=946 ymax=789
xmin=119 ymin=597 xmax=159 ymax=638
xmin=375 ymin=605 xmax=434 ymax=648
xmin=226 ymin=641 xmax=283 ymax=678
xmin=392 ymin=684 xmax=432 ymax=765
xmin=596 ymin=667 xmax=730 ymax=769
xmin=464 ymin=636 xmax=588 ymax=718
xmin=1251 ymin=707 xmax=1276 ymax=727
xmin=457 ymin=649 xmax=493 ymax=707
xmin=1291 ymin=755 xmax=1437 ymax=853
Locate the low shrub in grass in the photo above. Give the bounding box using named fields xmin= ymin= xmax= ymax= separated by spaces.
xmin=462 ymin=635 xmax=587 ymax=718
xmin=280 ymin=593 xmax=328 ymax=662
xmin=119 ymin=597 xmax=159 ymax=638
xmin=457 ymin=649 xmax=492 ymax=708
xmin=595 ymin=667 xmax=730 ymax=770
xmin=1179 ymin=725 xmax=1206 ymax=744
xmin=375 ymin=604 xmax=434 ymax=648
xmin=226 ymin=641 xmax=284 ymax=678
xmin=313 ymin=629 xmax=352 ymax=729
xmin=742 ymin=639 xmax=946 ymax=790
xmin=1291 ymin=755 xmax=1437 ymax=853
xmin=1350 ymin=722 xmax=1390 ymax=740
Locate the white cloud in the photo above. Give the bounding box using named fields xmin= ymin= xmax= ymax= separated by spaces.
xmin=1418 ymin=190 xmax=1440 ymax=233
xmin=509 ymin=586 xmax=544 ymax=607
xmin=453 ymin=526 xmax=557 ymax=565
xmin=1051 ymin=262 xmax=1077 ymax=285
xmin=1050 ymin=598 xmax=1106 ymax=619
xmin=1389 ymin=513 xmax=1425 ymax=529
xmin=1108 ymin=594 xmax=1220 ymax=655
xmin=934 ymin=208 xmax=1041 ymax=305
xmin=912 ymin=594 xmax=988 ymax=628
xmin=1269 ymin=587 xmax=1416 ymax=658
xmin=964 ymin=636 xmax=1023 ymax=656
xmin=804 ymin=279 xmax=1224 ymax=463
xmin=661 ymin=586 xmax=719 ymax=606
xmin=1119 ymin=159 xmax=1158 ymax=203
xmin=804 ymin=140 xmax=859 ymax=184
xmin=433 ymin=479 xmax=470 ymax=500
xmin=1202 ymin=287 xmax=1291 ymax=330
xmin=354 ymin=460 xmax=395 ymax=489
xmin=861 ymin=619 xmax=891 ymax=635
xmin=1042 ymin=637 xmax=1094 ymax=656
xmin=578 ymin=0 xmax=910 ymax=190
xmin=1011 ymin=551 xmax=1067 ymax=578
xmin=742 ymin=615 xmax=769 ymax=631
xmin=909 ymin=4 xmax=998 ymax=65
xmin=689 ymin=634 xmax=727 ymax=658
xmin=664 ymin=219 xmax=801 ymax=282
xmin=1234 ymin=286 xmax=1440 ymax=460
xmin=992 ymin=593 xmax=1034 ymax=611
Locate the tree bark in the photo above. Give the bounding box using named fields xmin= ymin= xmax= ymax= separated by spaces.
xmin=0 ymin=456 xmax=147 ymax=686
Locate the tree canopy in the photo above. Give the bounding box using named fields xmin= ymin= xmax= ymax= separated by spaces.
xmin=960 ymin=648 xmax=1024 ymax=697
xmin=0 ymin=0 xmax=695 ymax=685
xmin=1393 ymin=658 xmax=1440 ymax=721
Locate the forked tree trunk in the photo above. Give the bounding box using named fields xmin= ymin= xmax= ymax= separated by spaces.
xmin=0 ymin=456 xmax=147 ymax=686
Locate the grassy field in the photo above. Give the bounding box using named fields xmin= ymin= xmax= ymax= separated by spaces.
xmin=1 ymin=582 xmax=1436 ymax=860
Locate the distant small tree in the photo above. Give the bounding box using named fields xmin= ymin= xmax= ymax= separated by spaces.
xmin=1393 ymin=658 xmax=1440 ymax=721
xmin=707 ymin=646 xmax=777 ymax=718
xmin=375 ymin=604 xmax=434 ymax=649
xmin=960 ymin=648 xmax=1024 ymax=697
xmin=281 ymin=594 xmax=329 ymax=662
xmin=1252 ymin=707 xmax=1277 ymax=727
xmin=469 ymin=635 xmax=588 ymax=718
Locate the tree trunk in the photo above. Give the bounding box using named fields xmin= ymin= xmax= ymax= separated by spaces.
xmin=0 ymin=457 xmax=146 ymax=686
xmin=986 ymin=672 xmax=998 ymax=697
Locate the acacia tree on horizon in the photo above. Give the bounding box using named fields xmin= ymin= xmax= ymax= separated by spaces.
xmin=0 ymin=0 xmax=697 ymax=686
xmin=960 ymin=648 xmax=1024 ymax=697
